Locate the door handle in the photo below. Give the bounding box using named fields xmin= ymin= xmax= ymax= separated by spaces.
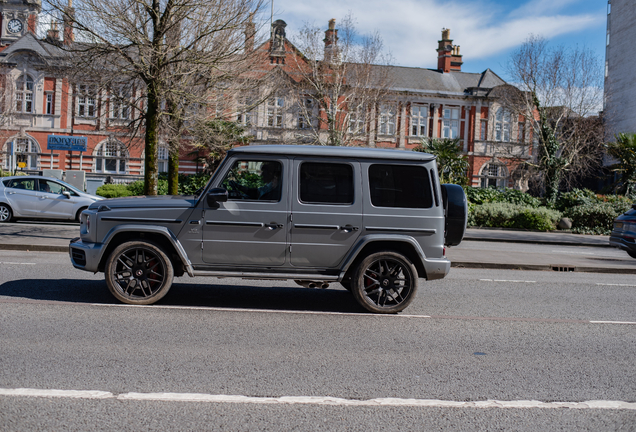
xmin=7 ymin=191 xmax=15 ymax=195
xmin=341 ymin=225 xmax=359 ymax=233
xmin=265 ymin=223 xmax=283 ymax=230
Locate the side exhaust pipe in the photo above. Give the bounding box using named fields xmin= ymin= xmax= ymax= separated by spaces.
xmin=294 ymin=280 xmax=330 ymax=289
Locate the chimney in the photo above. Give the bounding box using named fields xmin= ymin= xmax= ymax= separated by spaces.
xmin=323 ymin=19 xmax=338 ymax=62
xmin=437 ymin=28 xmax=462 ymax=73
xmin=63 ymin=0 xmax=75 ymax=45
xmin=46 ymin=20 xmax=60 ymax=42
xmin=244 ymin=13 xmax=255 ymax=53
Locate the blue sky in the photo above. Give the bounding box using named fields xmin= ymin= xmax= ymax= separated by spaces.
xmin=268 ymin=0 xmax=607 ymax=81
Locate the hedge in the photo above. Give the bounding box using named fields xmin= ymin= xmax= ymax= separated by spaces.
xmin=95 ymin=184 xmax=133 ymax=198
xmin=472 ymin=202 xmax=562 ymax=231
xmin=563 ymin=201 xmax=632 ymax=235
xmin=464 ymin=186 xmax=541 ymax=208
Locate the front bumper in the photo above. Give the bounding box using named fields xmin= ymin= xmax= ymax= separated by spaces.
xmin=69 ymin=237 xmax=104 ymax=273
xmin=609 ymin=233 xmax=636 ymax=254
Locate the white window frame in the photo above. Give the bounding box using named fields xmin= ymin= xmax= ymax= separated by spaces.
xmin=158 ymin=145 xmax=169 ymax=173
xmin=378 ymin=104 xmax=396 ymax=136
xmin=267 ymin=96 xmax=284 ymax=128
xmin=94 ymin=140 xmax=128 ymax=174
xmin=77 ymin=84 xmax=97 ymax=118
xmin=2 ymin=137 xmax=40 ymax=170
xmin=15 ymin=74 xmax=34 ymax=113
xmin=110 ymin=87 xmax=130 ymax=120
xmin=495 ymin=107 xmax=511 ymax=142
xmin=410 ymin=104 xmax=428 ymax=137
xmin=236 ymin=96 xmax=255 ymax=127
xmin=442 ymin=107 xmax=460 ymax=139
xmin=45 ymin=92 xmax=54 ymax=115
xmin=480 ymin=163 xmax=508 ymax=188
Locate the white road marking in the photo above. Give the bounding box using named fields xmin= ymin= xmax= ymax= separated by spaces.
xmin=91 ymin=303 xmax=431 ymax=319
xmin=1 ymin=388 xmax=635 ymax=410
xmin=590 ymin=321 xmax=636 ymax=325
xmin=90 ymin=303 xmax=636 ymax=324
xmin=0 ymin=262 xmax=36 ymax=265
xmin=551 ymin=249 xmax=596 ymax=255
xmin=480 ymin=279 xmax=536 ymax=283
xmin=597 ymin=283 xmax=636 ymax=287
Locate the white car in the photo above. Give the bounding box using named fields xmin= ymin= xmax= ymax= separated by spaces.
xmin=0 ymin=175 xmax=102 ymax=222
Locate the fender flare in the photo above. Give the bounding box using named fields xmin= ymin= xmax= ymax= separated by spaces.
xmin=338 ymin=234 xmax=429 ymax=279
xmin=98 ymin=224 xmax=194 ymax=277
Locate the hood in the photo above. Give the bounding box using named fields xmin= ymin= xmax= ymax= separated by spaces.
xmin=88 ymin=195 xmax=197 ymax=210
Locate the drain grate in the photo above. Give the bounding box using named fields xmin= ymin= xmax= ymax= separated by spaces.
xmin=552 ymin=265 xmax=575 ymax=272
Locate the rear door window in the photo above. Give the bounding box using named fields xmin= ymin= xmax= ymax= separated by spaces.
xmin=8 ymin=178 xmax=36 ymax=191
xmin=369 ymin=164 xmax=433 ymax=208
xmin=299 ymin=162 xmax=354 ymax=205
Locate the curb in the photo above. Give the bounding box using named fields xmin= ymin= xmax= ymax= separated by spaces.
xmin=451 ymin=262 xmax=636 ymax=275
xmin=462 ymin=237 xmax=612 ymax=249
xmin=0 ymin=244 xmax=68 ymax=252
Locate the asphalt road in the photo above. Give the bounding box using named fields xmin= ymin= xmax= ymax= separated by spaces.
xmin=0 ymin=250 xmax=635 ymax=431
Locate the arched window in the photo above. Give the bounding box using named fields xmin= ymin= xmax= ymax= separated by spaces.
xmin=2 ymin=136 xmax=40 ymax=170
xmin=495 ymin=107 xmax=511 ymax=142
xmin=93 ymin=139 xmax=128 ymax=173
xmin=480 ymin=163 xmax=508 ymax=188
xmin=15 ymin=74 xmax=34 ymax=113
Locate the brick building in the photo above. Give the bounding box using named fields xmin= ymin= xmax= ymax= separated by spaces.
xmin=0 ymin=1 xmax=532 ymax=189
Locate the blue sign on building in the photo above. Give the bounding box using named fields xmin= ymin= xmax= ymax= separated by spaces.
xmin=47 ymin=135 xmax=88 ymax=152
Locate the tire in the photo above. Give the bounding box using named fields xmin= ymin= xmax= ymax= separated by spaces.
xmin=75 ymin=207 xmax=87 ymax=223
xmin=627 ymin=250 xmax=636 ymax=259
xmin=0 ymin=203 xmax=12 ymax=223
xmin=105 ymin=241 xmax=174 ymax=305
xmin=350 ymin=252 xmax=418 ymax=314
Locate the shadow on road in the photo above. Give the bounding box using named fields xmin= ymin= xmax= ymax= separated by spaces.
xmin=0 ymin=278 xmax=365 ymax=313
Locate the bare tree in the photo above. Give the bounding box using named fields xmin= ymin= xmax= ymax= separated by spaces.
xmin=288 ymin=14 xmax=392 ymax=146
xmin=45 ymin=0 xmax=263 ymax=194
xmin=503 ymin=35 xmax=604 ymax=205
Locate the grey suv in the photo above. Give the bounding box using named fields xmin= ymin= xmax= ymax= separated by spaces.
xmin=69 ymin=145 xmax=467 ymax=313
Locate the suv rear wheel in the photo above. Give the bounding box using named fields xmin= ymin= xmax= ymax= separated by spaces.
xmin=105 ymin=241 xmax=174 ymax=305
xmin=351 ymin=252 xmax=418 ymax=314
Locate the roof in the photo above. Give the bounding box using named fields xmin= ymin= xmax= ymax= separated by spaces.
xmin=0 ymin=32 xmax=66 ymax=64
xmin=380 ymin=65 xmax=506 ymax=95
xmin=230 ymin=144 xmax=435 ymax=161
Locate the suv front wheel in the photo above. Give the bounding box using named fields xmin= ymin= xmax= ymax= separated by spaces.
xmin=351 ymin=252 xmax=418 ymax=314
xmin=105 ymin=241 xmax=174 ymax=305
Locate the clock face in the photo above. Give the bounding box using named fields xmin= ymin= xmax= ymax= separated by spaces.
xmin=7 ymin=19 xmax=23 ymax=34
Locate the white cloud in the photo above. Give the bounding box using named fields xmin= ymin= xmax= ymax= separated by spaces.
xmin=270 ymin=0 xmax=604 ymax=69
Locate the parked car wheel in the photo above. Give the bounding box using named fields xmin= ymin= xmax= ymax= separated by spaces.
xmin=105 ymin=241 xmax=174 ymax=305
xmin=628 ymin=251 xmax=636 ymax=259
xmin=75 ymin=207 xmax=87 ymax=223
xmin=0 ymin=203 xmax=12 ymax=223
xmin=351 ymin=252 xmax=418 ymax=314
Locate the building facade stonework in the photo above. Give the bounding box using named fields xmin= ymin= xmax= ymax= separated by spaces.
xmin=0 ymin=4 xmax=531 ymax=189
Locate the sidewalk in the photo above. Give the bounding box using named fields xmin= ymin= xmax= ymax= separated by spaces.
xmin=0 ymin=222 xmax=634 ymax=274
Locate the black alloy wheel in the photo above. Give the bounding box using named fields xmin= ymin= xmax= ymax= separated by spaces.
xmin=105 ymin=241 xmax=174 ymax=305
xmin=351 ymin=252 xmax=418 ymax=314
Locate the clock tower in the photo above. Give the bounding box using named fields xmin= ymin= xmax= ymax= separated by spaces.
xmin=0 ymin=0 xmax=41 ymax=46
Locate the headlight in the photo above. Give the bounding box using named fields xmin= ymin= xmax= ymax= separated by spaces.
xmin=86 ymin=215 xmax=90 ymax=233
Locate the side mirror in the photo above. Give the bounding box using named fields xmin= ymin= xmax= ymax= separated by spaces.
xmin=62 ymin=191 xmax=71 ymax=199
xmin=206 ymin=188 xmax=228 ymax=207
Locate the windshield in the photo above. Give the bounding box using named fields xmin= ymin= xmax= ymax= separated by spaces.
xmin=57 ymin=180 xmax=84 ymax=195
